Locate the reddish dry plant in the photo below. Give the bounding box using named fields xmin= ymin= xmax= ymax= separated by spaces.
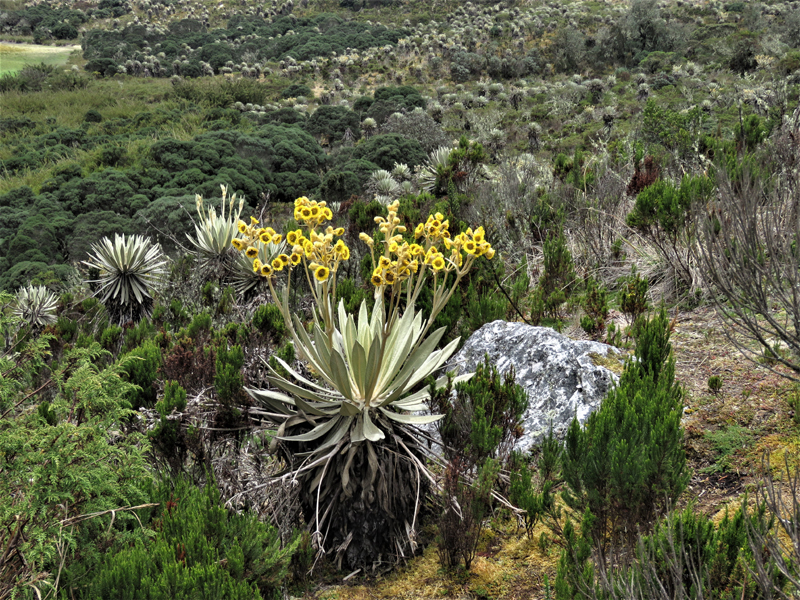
xmin=626 ymin=155 xmax=660 ymax=196
xmin=160 ymin=338 xmax=216 ymax=394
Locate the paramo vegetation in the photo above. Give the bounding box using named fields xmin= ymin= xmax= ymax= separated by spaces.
xmin=2 ymin=0 xmax=800 ymax=597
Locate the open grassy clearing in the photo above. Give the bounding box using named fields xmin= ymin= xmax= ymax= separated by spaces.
xmin=0 ymin=42 xmax=80 ymax=75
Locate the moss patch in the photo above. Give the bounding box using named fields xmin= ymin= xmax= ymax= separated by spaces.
xmin=589 ymin=350 xmax=627 ymax=375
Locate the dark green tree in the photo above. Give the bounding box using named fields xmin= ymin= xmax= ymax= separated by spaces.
xmin=352 ymin=133 xmax=427 ymax=171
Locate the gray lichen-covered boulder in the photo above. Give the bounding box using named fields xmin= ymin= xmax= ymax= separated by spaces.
xmin=447 ymin=320 xmax=625 ymax=450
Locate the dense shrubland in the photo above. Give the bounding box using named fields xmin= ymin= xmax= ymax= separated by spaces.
xmin=2 ymin=0 xmax=800 ymax=597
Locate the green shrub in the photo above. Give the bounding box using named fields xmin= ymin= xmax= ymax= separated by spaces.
xmin=149 ymin=380 xmax=188 ymax=471
xmin=349 ymin=198 xmax=388 ymax=232
xmin=509 ymin=427 xmax=562 ymax=538
xmin=434 ymin=355 xmax=528 ymax=468
xmin=281 ymin=83 xmax=313 ymax=99
xmin=555 ymin=503 xmax=778 ymax=599
xmin=433 ymin=357 xmax=528 ymax=570
xmin=561 ymin=307 xmax=688 ymax=555
xmin=252 ymin=303 xmax=286 ymax=340
xmin=121 ymin=318 xmax=156 ymax=353
xmin=619 ymin=268 xmax=649 ymax=325
xmin=708 ymin=375 xmax=723 ymax=394
xmin=100 ymin=323 xmax=123 ymax=351
xmin=335 ymin=277 xmax=373 ymax=314
xmin=538 ymin=232 xmax=576 ymax=318
xmin=437 ymin=456 xmax=499 ymax=571
xmin=528 ymin=286 xmax=546 ymax=326
xmin=56 ymin=315 xmax=78 ymax=343
xmin=215 ymin=343 xmax=244 ymax=407
xmin=217 ymin=285 xmax=236 ymax=316
xmin=221 ymin=322 xmax=250 ymax=347
xmin=84 ymin=109 xmax=103 ymax=123
xmin=580 ymin=277 xmax=608 ymax=339
xmin=122 ymin=340 xmax=163 ymax=408
xmin=186 ymin=311 xmax=213 ymax=341
xmin=1 ymin=339 xmax=151 ymax=597
xmin=201 ymin=281 xmax=218 ymax=307
xmin=84 ymin=476 xmax=297 ymax=600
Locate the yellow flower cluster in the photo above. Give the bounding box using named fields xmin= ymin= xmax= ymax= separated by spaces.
xmin=287 ymin=224 xmax=349 ymax=283
xmin=293 ymin=196 xmax=333 ymax=228
xmin=231 ymin=197 xmax=350 ymax=284
xmin=231 ymin=216 xmax=283 ymax=255
xmin=363 ymin=201 xmax=494 ymax=289
xmin=444 ymin=226 xmax=495 ymax=260
xmin=414 ymin=212 xmax=451 ymax=244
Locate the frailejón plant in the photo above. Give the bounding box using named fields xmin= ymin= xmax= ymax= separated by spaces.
xmin=83 ymin=233 xmax=168 ymax=324
xmin=232 ymin=197 xmax=494 ymax=568
xmin=13 ymin=284 xmax=58 ymax=329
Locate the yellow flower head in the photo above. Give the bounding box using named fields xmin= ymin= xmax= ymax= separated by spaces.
xmin=245 ymin=246 xmax=259 ymax=259
xmin=272 ymin=257 xmax=284 ymax=271
xmin=271 ymin=234 xmax=282 ymax=244
xmin=293 ymin=207 xmax=303 ymax=220
xmin=286 ymin=230 xmax=299 ymax=245
xmin=414 ymin=223 xmax=424 ymax=238
xmin=278 ymin=254 xmax=290 ymax=266
xmin=252 ymin=258 xmax=262 ymax=272
xmin=371 ymin=271 xmax=384 ymax=286
xmin=379 ymin=256 xmax=391 ymax=268
xmin=295 ymin=196 xmax=309 ymax=206
xmin=474 ymin=227 xmax=485 ymax=243
xmin=259 ymin=232 xmax=272 ymax=244
xmin=300 ymin=207 xmax=313 ymax=220
xmin=231 ymin=238 xmax=245 ymax=251
xmin=485 ymin=246 xmax=496 ymax=260
xmin=250 ymin=216 xmax=259 ymax=226
xmin=334 ymin=227 xmax=345 ymax=236
xmin=290 ymin=253 xmax=302 ymax=266
xmin=432 ymin=256 xmax=446 ymax=271
xmin=260 ymin=264 xmax=273 ymax=277
xmin=409 ymin=244 xmax=424 ymax=257
xmin=435 ymin=212 xmax=444 ymax=221
xmin=322 ymin=208 xmax=333 ymax=220
xmin=464 ymin=240 xmax=477 ymax=255
xmin=384 ymin=269 xmax=397 ymax=285
xmin=310 ymin=205 xmax=320 ymax=218
xmin=314 ymin=265 xmax=330 ymax=282
xmin=237 ymin=221 xmax=247 ymax=234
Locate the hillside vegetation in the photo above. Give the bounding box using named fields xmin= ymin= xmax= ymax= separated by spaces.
xmin=1 ymin=0 xmax=800 ymax=597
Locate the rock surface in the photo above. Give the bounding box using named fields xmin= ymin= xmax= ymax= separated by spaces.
xmin=447 ymin=320 xmax=624 ymax=450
